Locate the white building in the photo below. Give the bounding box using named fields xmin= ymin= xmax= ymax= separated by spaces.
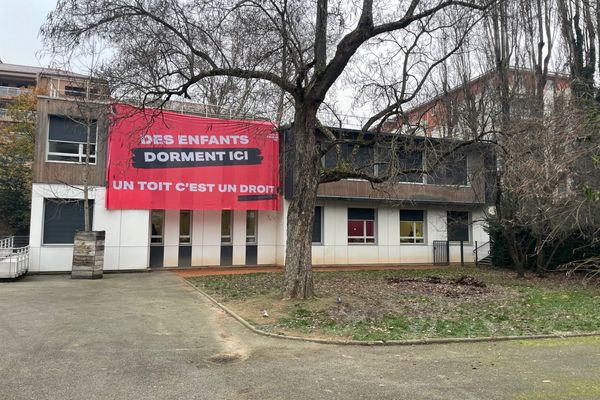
xmin=24 ymin=69 xmax=492 ymax=272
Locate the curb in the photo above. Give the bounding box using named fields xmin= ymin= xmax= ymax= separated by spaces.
xmin=183 ymin=279 xmax=600 ymax=346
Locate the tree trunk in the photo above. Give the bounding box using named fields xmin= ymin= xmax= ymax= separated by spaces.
xmin=506 ymin=229 xmax=525 ymax=278
xmin=283 ymin=104 xmax=320 ymax=299
xmin=83 ymin=122 xmax=91 ymax=231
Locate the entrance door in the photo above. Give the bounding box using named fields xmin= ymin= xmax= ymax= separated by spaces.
xmin=433 ymin=240 xmax=449 ymax=266
xmin=245 ymin=210 xmax=258 ymax=265
xmin=220 ymin=210 xmax=233 ymax=265
xmin=178 ymin=210 xmax=192 ymax=267
xmin=150 ymin=210 xmax=164 ymax=267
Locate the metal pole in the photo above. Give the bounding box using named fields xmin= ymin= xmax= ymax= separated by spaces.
xmin=475 ymin=241 xmax=478 ymax=267
xmin=460 ymin=241 xmax=464 ymax=266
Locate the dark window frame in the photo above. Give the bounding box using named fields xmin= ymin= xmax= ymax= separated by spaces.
xmin=312 ymin=206 xmax=323 ymax=245
xmin=347 ymin=208 xmax=376 ymax=244
xmin=150 ymin=210 xmax=165 ymax=245
xmin=221 ymin=210 xmax=233 ymax=244
xmin=179 ymin=210 xmax=192 ymax=244
xmin=447 ymin=211 xmax=471 ymax=242
xmin=42 ymin=199 xmax=94 ymax=245
xmin=47 ymin=114 xmax=98 ymax=165
xmin=427 ymin=151 xmax=469 ymax=186
xmin=246 ymin=210 xmax=258 ymax=244
xmin=400 ymin=210 xmax=426 ymax=244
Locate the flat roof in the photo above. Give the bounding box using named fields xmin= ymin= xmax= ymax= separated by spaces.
xmin=0 ymin=62 xmax=88 ymax=79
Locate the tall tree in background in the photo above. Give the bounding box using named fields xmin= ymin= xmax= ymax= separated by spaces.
xmin=486 ymin=0 xmax=559 ymax=277
xmin=0 ymin=91 xmax=37 ymax=235
xmin=42 ymin=0 xmax=488 ymax=298
xmin=556 ymin=0 xmax=597 ymax=101
xmin=416 ymin=0 xmax=600 ymax=276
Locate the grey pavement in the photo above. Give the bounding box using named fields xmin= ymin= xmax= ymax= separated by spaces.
xmin=1 ymin=272 xmax=599 ymax=400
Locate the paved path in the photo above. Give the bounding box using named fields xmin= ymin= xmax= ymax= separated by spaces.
xmin=1 ymin=272 xmax=599 ymax=399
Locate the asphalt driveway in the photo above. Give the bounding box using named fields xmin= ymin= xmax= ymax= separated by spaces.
xmin=1 ymin=272 xmax=599 ymax=400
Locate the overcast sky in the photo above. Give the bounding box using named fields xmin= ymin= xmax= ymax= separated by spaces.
xmin=0 ymin=0 xmax=58 ymax=66
xmin=0 ymin=0 xmax=367 ymax=123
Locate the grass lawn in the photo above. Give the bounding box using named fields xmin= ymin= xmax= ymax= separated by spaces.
xmin=186 ymin=266 xmax=600 ymax=341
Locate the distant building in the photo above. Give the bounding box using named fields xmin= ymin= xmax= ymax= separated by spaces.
xmin=384 ymin=68 xmax=572 ymax=138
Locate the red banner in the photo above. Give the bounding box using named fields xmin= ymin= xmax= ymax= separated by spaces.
xmin=106 ymin=104 xmax=279 ymax=210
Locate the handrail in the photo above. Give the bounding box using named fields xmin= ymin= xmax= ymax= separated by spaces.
xmin=0 ymin=236 xmax=29 ymax=278
xmin=473 ymin=240 xmax=491 ymax=267
xmin=0 ymin=86 xmax=32 ymax=97
xmin=473 ymin=240 xmax=490 ymax=254
xmin=0 ymin=236 xmax=14 ymax=252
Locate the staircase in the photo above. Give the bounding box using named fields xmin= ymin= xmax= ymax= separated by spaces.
xmin=477 ymin=255 xmax=493 ymax=266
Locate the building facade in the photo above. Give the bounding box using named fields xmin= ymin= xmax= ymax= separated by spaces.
xmin=23 ymin=65 xmax=492 ymax=272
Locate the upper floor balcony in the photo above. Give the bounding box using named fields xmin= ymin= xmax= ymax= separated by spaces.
xmin=0 ymin=86 xmax=32 ymax=99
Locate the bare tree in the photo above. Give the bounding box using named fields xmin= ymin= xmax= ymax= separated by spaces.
xmin=42 ymin=0 xmax=489 ymax=298
xmin=497 ymin=103 xmax=599 ymax=274
xmin=556 ymin=0 xmax=597 ymax=101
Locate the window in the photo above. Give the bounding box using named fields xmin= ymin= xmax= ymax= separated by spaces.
xmin=428 ymin=151 xmax=468 ymax=186
xmin=246 ymin=210 xmax=257 ymax=244
xmin=348 ymin=208 xmax=376 ymax=244
xmin=43 ymin=199 xmax=94 ymax=244
xmin=64 ymin=85 xmax=100 ymax=98
xmin=312 ymin=206 xmax=323 ymax=244
xmin=150 ymin=210 xmax=165 ymax=244
xmin=321 ymin=138 xmax=375 ymax=175
xmin=397 ymin=149 xmax=424 ymax=183
xmin=179 ymin=210 xmax=191 ymax=244
xmin=47 ymin=115 xmax=97 ymax=164
xmin=353 ymin=145 xmax=375 ymax=175
xmin=64 ymin=86 xmax=87 ymax=97
xmin=447 ymin=211 xmax=470 ymax=242
xmin=400 ymin=210 xmax=425 ymax=244
xmin=221 ymin=210 xmax=233 ymax=244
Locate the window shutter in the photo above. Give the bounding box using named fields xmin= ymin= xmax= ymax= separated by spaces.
xmin=43 ymin=199 xmax=94 ymax=244
xmin=348 ymin=208 xmax=375 ymax=220
xmin=400 ymin=210 xmax=424 ymax=221
xmin=49 ymin=115 xmax=97 ymax=143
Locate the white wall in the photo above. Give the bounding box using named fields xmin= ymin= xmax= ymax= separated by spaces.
xmin=29 ymin=183 xmax=489 ymax=271
xmin=310 ymin=202 xmax=489 ymax=265
xmin=257 ymin=210 xmax=280 ymax=265
xmin=163 ymin=209 xmax=180 ymax=267
xmin=30 ymin=183 xmax=150 ymax=272
xmin=232 ymin=210 xmax=247 ymax=265
xmin=158 ymin=209 xmax=284 ymax=267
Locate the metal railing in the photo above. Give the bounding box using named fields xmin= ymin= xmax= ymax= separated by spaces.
xmin=159 ymin=99 xmax=269 ymax=121
xmin=0 ymin=86 xmax=31 ymax=97
xmin=474 ymin=241 xmax=491 ymax=267
xmin=0 ymin=236 xmax=30 ymax=279
xmin=433 ymin=240 xmax=450 ymax=265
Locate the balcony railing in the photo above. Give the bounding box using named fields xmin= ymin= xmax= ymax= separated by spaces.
xmin=159 ymin=99 xmax=269 ymax=121
xmin=0 ymin=236 xmax=29 ymax=279
xmin=0 ymin=86 xmax=32 ymax=97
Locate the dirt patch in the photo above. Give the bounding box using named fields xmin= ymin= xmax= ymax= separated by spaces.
xmin=208 ymin=352 xmax=244 ymax=364
xmin=217 ymin=272 xmax=515 ymax=326
xmin=455 ymin=275 xmax=487 ymax=287
xmin=209 ymin=309 xmax=250 ymax=361
xmin=386 ymin=275 xmax=488 ymax=298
